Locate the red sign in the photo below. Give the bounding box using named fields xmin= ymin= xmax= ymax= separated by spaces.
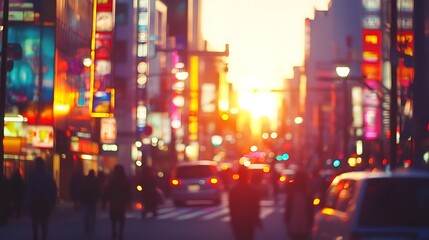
xmin=97 ymin=0 xmax=113 ymax=11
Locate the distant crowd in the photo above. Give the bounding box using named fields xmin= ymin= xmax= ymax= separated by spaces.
xmin=0 ymin=157 xmax=160 ymax=240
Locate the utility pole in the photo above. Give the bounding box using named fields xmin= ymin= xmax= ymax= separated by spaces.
xmin=0 ymin=0 xmax=10 ymax=174
xmin=412 ymin=0 xmax=427 ymax=169
xmin=389 ymin=0 xmax=398 ymax=170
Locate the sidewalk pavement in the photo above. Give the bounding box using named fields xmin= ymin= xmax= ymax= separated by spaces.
xmin=0 ymin=201 xmax=95 ymax=240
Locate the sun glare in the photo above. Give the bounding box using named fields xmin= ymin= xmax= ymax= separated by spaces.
xmin=238 ymin=91 xmax=279 ymax=122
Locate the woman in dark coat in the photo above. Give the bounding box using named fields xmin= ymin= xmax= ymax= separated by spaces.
xmin=103 ymin=164 xmax=132 ymax=240
xmin=80 ymin=169 xmax=100 ymax=235
xmin=24 ymin=157 xmax=57 ymax=240
xmin=284 ymin=169 xmax=314 ymax=240
xmin=139 ymin=166 xmax=158 ymax=218
xmin=10 ymin=169 xmax=25 ymax=219
xmin=229 ymin=166 xmax=263 ymax=240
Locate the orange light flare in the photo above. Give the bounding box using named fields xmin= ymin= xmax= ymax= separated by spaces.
xmin=135 ymin=202 xmax=143 ymax=210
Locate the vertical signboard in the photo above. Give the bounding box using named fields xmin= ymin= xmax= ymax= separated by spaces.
xmin=362 ymin=0 xmax=382 ymax=140
xmin=7 ymin=26 xmax=55 ymax=125
xmin=397 ymin=0 xmax=414 ymax=88
xmin=90 ymin=0 xmax=115 ymax=117
xmin=136 ymin=0 xmax=150 ymax=135
xmin=188 ymin=56 xmax=199 ymax=142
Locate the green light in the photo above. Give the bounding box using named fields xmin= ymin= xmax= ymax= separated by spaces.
xmin=282 ymin=153 xmax=290 ymax=161
xmin=333 ymin=159 xmax=341 ymax=168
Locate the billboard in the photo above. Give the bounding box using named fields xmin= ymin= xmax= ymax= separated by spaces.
xmin=7 ymin=26 xmax=55 ymax=125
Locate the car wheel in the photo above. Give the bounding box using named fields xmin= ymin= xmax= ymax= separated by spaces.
xmin=173 ymin=200 xmax=185 ymax=207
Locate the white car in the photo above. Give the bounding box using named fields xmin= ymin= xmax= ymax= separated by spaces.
xmin=312 ymin=169 xmax=429 ymax=240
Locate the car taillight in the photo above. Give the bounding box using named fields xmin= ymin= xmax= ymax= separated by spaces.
xmin=313 ymin=197 xmax=321 ymax=206
xmin=171 ymin=179 xmax=180 ymax=186
xmin=232 ymin=173 xmax=240 ymax=180
xmin=209 ymin=177 xmax=218 ymax=184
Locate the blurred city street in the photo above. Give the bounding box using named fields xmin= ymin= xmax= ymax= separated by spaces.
xmin=0 ymin=194 xmax=289 ymax=240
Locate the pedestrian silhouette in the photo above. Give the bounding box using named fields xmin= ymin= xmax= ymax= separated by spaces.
xmin=139 ymin=165 xmax=159 ymax=218
xmin=10 ymin=168 xmax=26 ymax=219
xmin=80 ymin=169 xmax=100 ymax=235
xmin=0 ymin=172 xmax=12 ymax=225
xmin=23 ymin=157 xmax=58 ymax=240
xmin=97 ymin=170 xmax=107 ymax=197
xmin=102 ymin=164 xmax=132 ymax=240
xmin=229 ymin=166 xmax=262 ymax=240
xmin=308 ymin=169 xmax=328 ymax=209
xmin=284 ymin=169 xmax=313 ymax=240
xmin=270 ymin=166 xmax=280 ymax=201
xmin=69 ymin=169 xmax=83 ymax=211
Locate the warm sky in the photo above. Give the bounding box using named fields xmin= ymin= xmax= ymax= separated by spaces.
xmin=201 ymin=0 xmax=330 ymax=130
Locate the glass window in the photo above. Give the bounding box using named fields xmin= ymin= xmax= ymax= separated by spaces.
xmin=358 ymin=178 xmax=429 ymax=227
xmin=324 ymin=179 xmax=355 ymax=212
xmin=176 ymin=165 xmax=216 ymax=179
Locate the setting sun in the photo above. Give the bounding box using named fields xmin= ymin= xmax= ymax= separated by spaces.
xmin=238 ymin=91 xmax=281 ymax=134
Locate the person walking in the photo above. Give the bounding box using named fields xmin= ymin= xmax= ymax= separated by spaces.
xmin=80 ymin=169 xmax=100 ymax=235
xmin=228 ymin=166 xmax=262 ymax=240
xmin=23 ymin=157 xmax=57 ymax=240
xmin=284 ymin=169 xmax=314 ymax=240
xmin=0 ymin=173 xmax=12 ymax=225
xmin=102 ymin=164 xmax=132 ymax=240
xmin=139 ymin=165 xmax=158 ymax=218
xmin=9 ymin=168 xmax=26 ymax=220
xmin=69 ymin=169 xmax=83 ymax=211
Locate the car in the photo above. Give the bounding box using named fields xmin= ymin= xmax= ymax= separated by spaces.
xmin=277 ymin=168 xmax=296 ymax=192
xmin=169 ymin=160 xmax=223 ymax=206
xmin=312 ymin=169 xmax=429 ymax=240
xmin=247 ymin=163 xmax=272 ymax=197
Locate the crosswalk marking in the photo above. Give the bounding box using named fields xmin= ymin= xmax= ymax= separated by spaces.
xmin=220 ymin=207 xmax=275 ymax=222
xmin=157 ymin=208 xmax=194 ymax=220
xmin=175 ymin=207 xmax=219 ymax=221
xmin=99 ymin=199 xmax=284 ymax=222
xmin=201 ymin=208 xmax=229 ymax=220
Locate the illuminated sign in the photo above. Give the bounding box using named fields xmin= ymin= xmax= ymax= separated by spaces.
xmin=92 ymin=89 xmax=114 ymax=114
xmin=7 ymin=26 xmax=55 ymax=125
xmin=90 ymin=0 xmax=115 ymax=117
xmin=26 ymin=125 xmax=54 ymax=148
xmin=136 ymin=0 xmax=150 ymax=133
xmin=189 ymin=56 xmax=199 ymax=141
xmin=362 ymin=2 xmax=382 ymax=140
xmin=363 ymin=85 xmax=380 ymax=140
xmin=362 ymin=0 xmax=381 ymax=10
xmin=8 ymin=1 xmax=39 ymax=22
xmin=70 ymin=136 xmax=99 ymax=154
xmin=100 ymin=118 xmax=117 ymax=143
xmin=201 ymin=84 xmax=216 ymax=113
xmin=362 ymin=30 xmax=382 ymax=80
xmin=101 ymin=143 xmax=118 ymax=152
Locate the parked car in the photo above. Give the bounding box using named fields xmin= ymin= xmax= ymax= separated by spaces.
xmin=169 ymin=160 xmax=223 ymax=206
xmin=312 ymin=169 xmax=429 ymax=240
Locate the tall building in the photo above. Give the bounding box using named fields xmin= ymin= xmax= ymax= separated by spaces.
xmin=305 ymin=0 xmax=419 ymax=170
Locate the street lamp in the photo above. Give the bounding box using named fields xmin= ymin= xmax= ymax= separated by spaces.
xmin=336 ymin=66 xmax=351 ymax=162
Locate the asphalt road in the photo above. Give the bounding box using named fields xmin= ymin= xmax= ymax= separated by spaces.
xmin=0 ymin=193 xmax=290 ymax=240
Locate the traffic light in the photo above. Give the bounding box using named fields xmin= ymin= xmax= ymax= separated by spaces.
xmin=276 ymin=153 xmax=290 ymax=161
xmin=332 ymin=159 xmax=341 ymax=168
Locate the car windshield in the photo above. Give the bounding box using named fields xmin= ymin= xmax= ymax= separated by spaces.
xmin=359 ymin=178 xmax=429 ymax=227
xmin=176 ymin=165 xmax=215 ymax=179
